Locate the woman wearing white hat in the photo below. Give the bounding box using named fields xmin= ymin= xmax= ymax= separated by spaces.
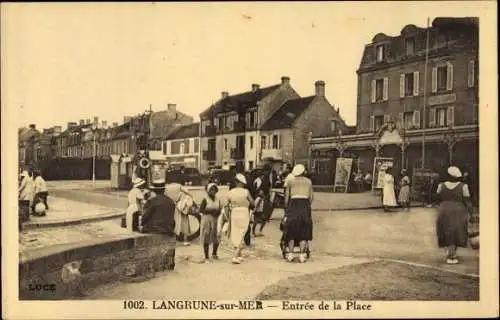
xmin=226 ymin=173 xmax=255 ymax=264
xmin=436 ymin=166 xmax=474 ymax=264
xmin=283 ymin=164 xmax=314 ymax=263
xmin=125 ymin=177 xmax=147 ymax=232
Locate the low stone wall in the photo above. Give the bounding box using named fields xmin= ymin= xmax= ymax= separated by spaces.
xmin=19 ymin=234 xmax=176 ymax=300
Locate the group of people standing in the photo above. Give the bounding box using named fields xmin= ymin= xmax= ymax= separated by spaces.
xmin=19 ymin=169 xmax=49 ymax=225
xmin=380 ymin=167 xmax=412 ymax=212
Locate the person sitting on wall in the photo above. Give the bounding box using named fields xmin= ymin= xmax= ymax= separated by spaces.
xmin=140 ymin=179 xmax=176 ymax=237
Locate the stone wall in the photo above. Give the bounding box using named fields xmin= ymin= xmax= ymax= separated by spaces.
xmin=19 ymin=234 xmax=176 ymax=300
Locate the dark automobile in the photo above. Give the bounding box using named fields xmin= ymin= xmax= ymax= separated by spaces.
xmin=166 ymin=167 xmax=202 ymax=186
xmin=208 ymin=168 xmax=234 ymax=186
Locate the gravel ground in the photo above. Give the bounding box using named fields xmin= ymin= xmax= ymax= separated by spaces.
xmin=255 ymin=260 xmax=479 ymax=301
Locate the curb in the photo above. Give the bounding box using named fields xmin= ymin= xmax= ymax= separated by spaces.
xmin=22 ymin=212 xmax=124 ymax=230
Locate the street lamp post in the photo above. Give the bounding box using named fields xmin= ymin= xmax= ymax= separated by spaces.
xmin=92 ymin=124 xmax=97 ymax=188
xmin=443 ymin=126 xmax=458 ymax=165
xmin=399 ymin=135 xmax=410 ymax=169
xmin=371 ymin=140 xmax=381 ymax=157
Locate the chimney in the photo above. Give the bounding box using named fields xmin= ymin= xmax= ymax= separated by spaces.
xmin=29 ymin=124 xmax=36 ymax=130
xmin=251 ymin=84 xmax=260 ymax=92
xmin=281 ymin=76 xmax=290 ymax=85
xmin=221 ymin=91 xmax=229 ymax=99
xmin=315 ymin=80 xmax=325 ymax=97
xmin=167 ymin=104 xmax=176 ymax=112
xmin=113 ymin=122 xmax=119 ymax=127
xmin=93 ymin=116 xmax=99 ymax=125
xmin=68 ymin=122 xmax=77 ymax=129
xmin=101 ymin=120 xmax=107 ymax=128
xmin=79 ymin=119 xmax=85 ymax=126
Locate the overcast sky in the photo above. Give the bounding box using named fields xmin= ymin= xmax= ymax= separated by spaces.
xmin=2 ymin=2 xmax=495 ymax=129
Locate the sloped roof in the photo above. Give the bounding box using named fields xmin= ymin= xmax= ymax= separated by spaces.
xmin=165 ymin=122 xmax=200 ymax=140
xmin=199 ymin=84 xmax=281 ymax=118
xmin=260 ymin=96 xmax=316 ymax=131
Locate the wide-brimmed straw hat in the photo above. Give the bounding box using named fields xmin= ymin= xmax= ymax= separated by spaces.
xmin=447 ymin=166 xmax=462 ymax=178
xmin=149 ymin=178 xmax=166 ymax=190
xmin=132 ymin=177 xmax=146 ymax=188
xmin=291 ymin=164 xmax=305 ymax=177
xmin=235 ymin=173 xmax=247 ymax=185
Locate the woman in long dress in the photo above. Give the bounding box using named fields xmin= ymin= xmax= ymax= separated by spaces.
xmin=436 ymin=166 xmax=473 ymax=264
xmin=19 ymin=170 xmax=35 ymax=221
xmin=382 ymin=167 xmax=397 ymax=212
xmin=283 ymin=164 xmax=314 ymax=263
xmin=226 ymin=173 xmax=255 ymax=264
xmin=126 ymin=178 xmax=146 ymax=232
xmin=398 ymin=169 xmax=411 ymax=211
xmin=166 ymin=182 xmax=194 ymax=246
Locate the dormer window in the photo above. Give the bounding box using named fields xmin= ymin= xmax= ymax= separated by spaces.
xmin=376 ymin=44 xmax=385 ymax=62
xmin=405 ymin=37 xmax=415 ymax=56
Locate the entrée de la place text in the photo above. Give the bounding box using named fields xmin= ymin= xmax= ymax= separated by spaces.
xmin=282 ymin=300 xmax=373 ymax=311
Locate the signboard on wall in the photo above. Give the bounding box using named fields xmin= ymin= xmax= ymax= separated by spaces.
xmin=372 ymin=157 xmax=394 ymax=190
xmin=333 ymin=157 xmax=354 ymax=193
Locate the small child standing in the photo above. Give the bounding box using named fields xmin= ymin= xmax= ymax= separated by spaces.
xmin=252 ymin=190 xmax=266 ymax=237
xmin=199 ymin=183 xmax=222 ymax=262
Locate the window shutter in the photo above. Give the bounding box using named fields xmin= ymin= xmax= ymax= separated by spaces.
xmin=447 ymin=106 xmax=455 ymax=126
xmin=399 ymin=74 xmax=405 ymax=98
xmin=468 ymin=60 xmax=475 ymax=87
xmin=431 ymin=67 xmax=437 ymax=93
xmin=371 ymin=80 xmax=376 ymax=103
xmin=413 ymin=110 xmax=421 ymax=129
xmin=383 ymin=77 xmax=388 ymax=101
xmin=446 ymin=62 xmax=454 ymax=91
xmin=384 ymin=114 xmax=391 ymax=124
xmin=370 ymin=116 xmax=375 ymax=132
xmin=398 ymin=112 xmax=404 ymax=128
xmin=429 ymin=109 xmax=436 ymax=128
xmin=413 ymin=71 xmax=419 ymax=96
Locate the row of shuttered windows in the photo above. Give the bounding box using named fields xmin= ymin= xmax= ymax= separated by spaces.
xmin=201 ymin=110 xmax=258 ymax=134
xmin=163 ymin=138 xmax=199 ymax=155
xmin=369 ymin=106 xmax=457 ymax=132
xmin=370 ymin=60 xmax=477 ymax=103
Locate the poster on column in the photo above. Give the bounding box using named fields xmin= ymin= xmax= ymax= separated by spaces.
xmin=372 ymin=157 xmax=394 ymax=190
xmin=333 ymin=157 xmax=354 ymax=193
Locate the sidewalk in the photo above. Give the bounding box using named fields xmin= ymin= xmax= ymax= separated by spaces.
xmin=23 ymin=196 xmax=123 ymax=229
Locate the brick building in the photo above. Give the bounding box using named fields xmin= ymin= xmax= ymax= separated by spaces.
xmin=161 ymin=122 xmax=200 ymax=169
xmin=310 ymin=17 xmax=479 ymax=187
xmin=199 ymin=76 xmax=301 ymax=173
xmin=259 ymin=81 xmax=348 ymax=173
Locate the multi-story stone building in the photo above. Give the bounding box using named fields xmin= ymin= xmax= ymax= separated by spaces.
xmin=310 ymin=17 xmax=479 ymax=187
xmin=18 ymin=124 xmax=40 ymax=170
xmin=199 ymin=76 xmax=301 ymax=173
xmin=162 ymin=122 xmax=200 ymax=169
xmin=259 ymin=81 xmax=348 ymax=171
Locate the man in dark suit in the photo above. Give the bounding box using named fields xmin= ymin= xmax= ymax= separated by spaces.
xmin=141 ymin=180 xmax=176 ymax=237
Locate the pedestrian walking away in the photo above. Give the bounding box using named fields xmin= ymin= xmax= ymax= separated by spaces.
xmin=435 ymin=166 xmax=474 ymax=265
xmin=226 ymin=173 xmax=255 ymax=264
xmin=199 ymin=183 xmax=222 ymax=262
xmin=251 ymin=189 xmax=266 ymax=237
xmin=398 ymin=169 xmax=411 ymax=211
xmin=283 ymin=164 xmax=313 ymax=263
xmin=381 ymin=166 xmax=397 ymax=212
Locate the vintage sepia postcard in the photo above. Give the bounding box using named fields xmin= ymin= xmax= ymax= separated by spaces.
xmin=2 ymin=1 xmax=498 ymax=319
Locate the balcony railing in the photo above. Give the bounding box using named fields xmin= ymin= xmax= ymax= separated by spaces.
xmin=261 ymin=148 xmax=283 ymax=160
xmin=202 ymin=149 xmax=216 ymax=161
xmin=230 ymin=147 xmax=245 ymax=160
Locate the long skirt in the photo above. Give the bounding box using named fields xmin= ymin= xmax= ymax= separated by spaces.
xmin=200 ymin=214 xmax=219 ymax=244
xmin=230 ymin=207 xmax=250 ymax=248
xmin=174 ymin=210 xmax=191 ymax=236
xmin=126 ymin=205 xmax=140 ymax=232
xmin=283 ymin=199 xmax=313 ymax=242
xmin=398 ymin=185 xmax=411 ymax=204
xmin=383 ymin=185 xmax=397 ymax=207
xmin=436 ymin=201 xmax=469 ymax=248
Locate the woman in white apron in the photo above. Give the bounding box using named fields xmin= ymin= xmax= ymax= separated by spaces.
xmin=126 ymin=178 xmax=146 ymax=232
xmin=226 ymin=173 xmax=255 ymax=264
xmin=382 ymin=166 xmax=397 ymax=212
xmin=166 ymin=182 xmax=194 ymax=246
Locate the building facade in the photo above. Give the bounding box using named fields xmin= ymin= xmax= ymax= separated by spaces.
xmin=310 ymin=17 xmax=479 ymax=187
xmin=259 ymin=81 xmax=349 ymax=172
xmin=162 ymin=122 xmax=200 ymax=169
xmin=199 ymin=76 xmax=301 ymax=173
